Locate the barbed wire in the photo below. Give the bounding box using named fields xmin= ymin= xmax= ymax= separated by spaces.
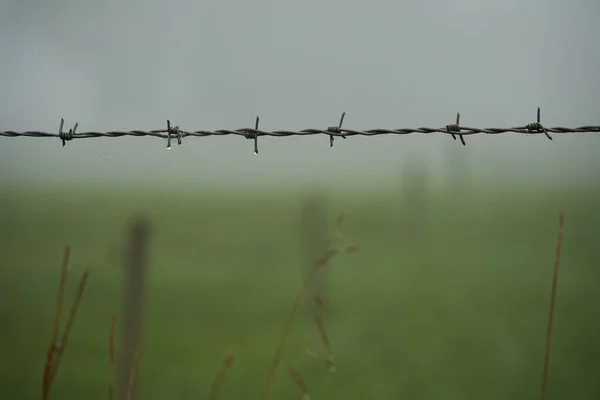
xmin=1 ymin=107 xmax=599 ymax=154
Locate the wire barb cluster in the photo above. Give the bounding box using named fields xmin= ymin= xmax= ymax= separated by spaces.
xmin=2 ymin=107 xmax=599 ymax=154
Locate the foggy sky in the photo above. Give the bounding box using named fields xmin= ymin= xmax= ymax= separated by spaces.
xmin=1 ymin=0 xmax=599 ymax=191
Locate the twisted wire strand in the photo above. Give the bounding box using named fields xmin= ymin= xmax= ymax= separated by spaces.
xmin=1 ymin=108 xmax=598 ymax=153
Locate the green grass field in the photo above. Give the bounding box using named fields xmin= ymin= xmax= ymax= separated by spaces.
xmin=0 ymin=182 xmax=598 ymax=399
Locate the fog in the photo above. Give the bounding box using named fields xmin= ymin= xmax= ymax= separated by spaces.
xmin=1 ymin=0 xmax=599 ymax=191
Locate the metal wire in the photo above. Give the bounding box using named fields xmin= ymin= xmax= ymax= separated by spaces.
xmin=1 ymin=107 xmax=598 ymax=154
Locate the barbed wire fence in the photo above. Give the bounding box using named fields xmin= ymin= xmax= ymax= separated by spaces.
xmin=1 ymin=107 xmax=599 ymax=154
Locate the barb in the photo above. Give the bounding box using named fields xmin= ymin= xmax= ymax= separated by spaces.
xmin=2 ymin=107 xmax=598 ymax=153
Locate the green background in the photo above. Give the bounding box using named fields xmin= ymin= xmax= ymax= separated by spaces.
xmin=0 ymin=183 xmax=598 ymax=399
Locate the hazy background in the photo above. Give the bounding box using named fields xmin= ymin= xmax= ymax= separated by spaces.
xmin=1 ymin=0 xmax=599 ymax=191
xmin=1 ymin=1 xmax=600 ymax=399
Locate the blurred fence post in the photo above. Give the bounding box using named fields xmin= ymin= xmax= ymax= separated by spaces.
xmin=302 ymin=189 xmax=329 ymax=316
xmin=118 ymin=218 xmax=150 ymax=400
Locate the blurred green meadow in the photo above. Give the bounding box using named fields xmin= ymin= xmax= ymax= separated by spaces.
xmin=0 ymin=181 xmax=599 ymax=399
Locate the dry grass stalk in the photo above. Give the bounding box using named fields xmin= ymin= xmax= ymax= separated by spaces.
xmin=48 ymin=268 xmax=90 ymax=390
xmin=288 ymin=367 xmax=310 ymax=400
xmin=41 ymin=245 xmax=90 ymax=400
xmin=259 ymin=213 xmax=357 ymax=400
xmin=109 ymin=314 xmax=116 ymax=400
xmin=208 ymin=354 xmax=235 ymax=400
xmin=541 ymin=211 xmax=564 ymax=400
xmin=313 ymin=297 xmax=336 ymax=373
xmin=52 ymin=246 xmax=70 ymax=346
xmin=42 ymin=245 xmax=70 ymax=400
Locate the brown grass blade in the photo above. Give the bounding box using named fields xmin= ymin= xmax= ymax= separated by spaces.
xmin=41 ymin=245 xmax=70 ymax=400
xmin=288 ymin=367 xmax=310 ymax=400
xmin=47 ymin=267 xmax=90 ymax=390
xmin=208 ymin=354 xmax=235 ymax=400
xmin=541 ymin=211 xmax=564 ymax=400
xmin=53 ymin=246 xmax=70 ymax=345
xmin=41 ymin=344 xmax=60 ymax=400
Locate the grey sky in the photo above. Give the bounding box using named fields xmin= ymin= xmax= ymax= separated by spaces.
xmin=1 ymin=0 xmax=599 ymax=191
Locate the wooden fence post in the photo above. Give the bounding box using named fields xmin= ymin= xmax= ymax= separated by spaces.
xmin=118 ymin=218 xmax=150 ymax=400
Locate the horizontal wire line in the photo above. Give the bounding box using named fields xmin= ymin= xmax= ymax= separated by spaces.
xmin=2 ymin=108 xmax=598 ymax=152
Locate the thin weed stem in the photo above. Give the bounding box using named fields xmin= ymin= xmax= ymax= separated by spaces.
xmin=208 ymin=354 xmax=235 ymax=400
xmin=42 ymin=247 xmax=89 ymax=400
xmin=42 ymin=246 xmax=70 ymax=400
xmin=259 ymin=241 xmax=357 ymax=400
xmin=541 ymin=212 xmax=564 ymax=400
xmin=47 ymin=267 xmax=90 ymax=391
xmin=53 ymin=246 xmax=70 ymax=344
xmin=289 ymin=367 xmax=310 ymax=400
